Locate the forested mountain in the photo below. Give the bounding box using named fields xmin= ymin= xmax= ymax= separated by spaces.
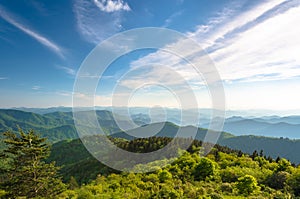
xmin=112 ymin=122 xmax=300 ymax=164
xmin=45 ymin=136 xmax=300 ymax=198
xmin=0 ymin=109 xmax=145 ymax=143
xmin=202 ymin=117 xmax=300 ymax=139
xmin=1 ymin=110 xmax=300 ymax=198
xmin=47 ymin=136 xmax=244 ymax=184
xmin=1 ymin=109 xmax=300 ymax=163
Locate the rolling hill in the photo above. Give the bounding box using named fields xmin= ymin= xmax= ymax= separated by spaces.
xmin=202 ymin=117 xmax=300 ymax=139
xmin=111 ymin=122 xmax=300 ymax=164
xmin=1 ymin=109 xmax=300 ymax=163
xmin=0 ymin=109 xmax=145 ymax=143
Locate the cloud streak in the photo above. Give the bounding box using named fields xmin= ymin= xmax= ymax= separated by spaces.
xmin=57 ymin=66 xmax=76 ymax=76
xmin=163 ymin=10 xmax=183 ymax=27
xmin=126 ymin=0 xmax=300 ymax=85
xmin=32 ymin=85 xmax=41 ymax=90
xmin=0 ymin=5 xmax=64 ymax=58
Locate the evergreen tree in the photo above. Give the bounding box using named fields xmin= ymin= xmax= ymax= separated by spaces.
xmin=0 ymin=128 xmax=65 ymax=198
xmin=68 ymin=176 xmax=79 ymax=190
xmin=251 ymin=150 xmax=258 ymax=160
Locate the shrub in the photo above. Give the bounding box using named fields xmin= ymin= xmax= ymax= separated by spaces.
xmin=236 ymin=175 xmax=259 ymax=195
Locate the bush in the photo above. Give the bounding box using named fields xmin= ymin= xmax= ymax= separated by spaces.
xmin=209 ymin=192 xmax=223 ymax=199
xmin=220 ymin=183 xmax=233 ymax=193
xmin=194 ymin=158 xmax=216 ymax=181
xmin=158 ymin=170 xmax=172 ymax=182
xmin=236 ymin=175 xmax=259 ymax=195
xmin=267 ymin=171 xmax=289 ymax=189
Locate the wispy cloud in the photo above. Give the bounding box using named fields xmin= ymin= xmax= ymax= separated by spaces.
xmin=206 ymin=0 xmax=300 ymax=82
xmin=57 ymin=66 xmax=76 ymax=76
xmin=0 ymin=77 xmax=8 ymax=80
xmin=127 ymin=0 xmax=300 ymax=85
xmin=73 ymin=0 xmax=130 ymax=44
xmin=190 ymin=0 xmax=288 ymax=49
xmin=32 ymin=85 xmax=41 ymax=90
xmin=56 ymin=90 xmax=72 ymax=97
xmin=0 ymin=5 xmax=64 ymax=58
xmin=163 ymin=10 xmax=183 ymax=27
xmin=93 ymin=0 xmax=130 ymax=13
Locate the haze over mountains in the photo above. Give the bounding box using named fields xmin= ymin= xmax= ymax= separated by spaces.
xmin=0 ymin=108 xmax=300 ymax=164
xmin=10 ymin=107 xmax=300 ymax=138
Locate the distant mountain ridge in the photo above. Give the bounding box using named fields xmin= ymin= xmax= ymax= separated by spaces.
xmin=111 ymin=122 xmax=300 ymax=163
xmin=0 ymin=109 xmax=145 ymax=143
xmin=201 ymin=116 xmax=300 ymax=139
xmin=1 ymin=109 xmax=300 ymax=163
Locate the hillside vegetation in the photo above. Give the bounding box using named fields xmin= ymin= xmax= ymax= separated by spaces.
xmin=1 ymin=109 xmax=300 ymax=164
xmin=1 ymin=128 xmax=300 ymax=198
xmin=49 ymin=136 xmax=300 ymax=198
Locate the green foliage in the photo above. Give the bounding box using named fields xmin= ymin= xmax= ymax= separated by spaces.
xmin=158 ymin=170 xmax=172 ymax=182
xmin=2 ymin=129 xmax=300 ymax=198
xmin=0 ymin=128 xmax=65 ymax=198
xmin=193 ymin=157 xmax=216 ymax=181
xmin=236 ymin=175 xmax=259 ymax=195
xmin=287 ymin=168 xmax=300 ymax=196
xmin=45 ymin=135 xmax=300 ymax=198
xmin=276 ymin=158 xmax=292 ymax=172
xmin=68 ymin=176 xmax=80 ymax=190
xmin=267 ymin=171 xmax=290 ymax=190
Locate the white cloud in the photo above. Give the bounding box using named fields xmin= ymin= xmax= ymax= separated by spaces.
xmin=0 ymin=77 xmax=8 ymax=80
xmin=115 ymin=0 xmax=300 ymax=109
xmin=74 ymin=0 xmax=130 ymax=44
xmin=163 ymin=10 xmax=183 ymax=27
xmin=210 ymin=4 xmax=300 ymax=82
xmin=190 ymin=0 xmax=288 ymax=49
xmin=56 ymin=90 xmax=72 ymax=97
xmin=57 ymin=66 xmax=76 ymax=76
xmin=93 ymin=0 xmax=130 ymax=13
xmin=127 ymin=0 xmax=300 ymax=85
xmin=0 ymin=5 xmax=64 ymax=58
xmin=32 ymin=85 xmax=41 ymax=90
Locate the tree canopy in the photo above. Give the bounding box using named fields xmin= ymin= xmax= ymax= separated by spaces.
xmin=0 ymin=128 xmax=65 ymax=198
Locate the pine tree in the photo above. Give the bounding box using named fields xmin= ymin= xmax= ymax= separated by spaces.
xmin=68 ymin=176 xmax=79 ymax=190
xmin=0 ymin=128 xmax=65 ymax=198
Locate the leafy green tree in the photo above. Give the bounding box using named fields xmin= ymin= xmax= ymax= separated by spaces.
xmin=0 ymin=128 xmax=65 ymax=198
xmin=236 ymin=174 xmax=259 ymax=195
xmin=158 ymin=170 xmax=172 ymax=182
xmin=287 ymin=169 xmax=300 ymax=196
xmin=267 ymin=171 xmax=289 ymax=189
xmin=193 ymin=157 xmax=216 ymax=181
xmin=276 ymin=158 xmax=292 ymax=172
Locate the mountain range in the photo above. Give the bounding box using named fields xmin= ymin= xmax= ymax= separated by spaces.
xmin=0 ymin=109 xmax=300 ymax=163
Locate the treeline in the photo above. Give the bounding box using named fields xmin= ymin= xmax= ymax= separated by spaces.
xmin=1 ymin=129 xmax=300 ymax=198
xmin=47 ymin=136 xmax=244 ymax=184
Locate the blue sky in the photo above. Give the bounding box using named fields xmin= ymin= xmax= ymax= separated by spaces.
xmin=0 ymin=0 xmax=300 ymax=112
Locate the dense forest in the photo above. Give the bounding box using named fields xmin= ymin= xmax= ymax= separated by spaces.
xmin=1 ymin=129 xmax=300 ymax=198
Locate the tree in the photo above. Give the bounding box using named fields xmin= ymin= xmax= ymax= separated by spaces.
xmin=236 ymin=175 xmax=259 ymax=195
xmin=193 ymin=157 xmax=216 ymax=181
xmin=68 ymin=176 xmax=79 ymax=190
xmin=0 ymin=128 xmax=65 ymax=198
xmin=251 ymin=150 xmax=258 ymax=160
xmin=276 ymin=158 xmax=292 ymax=172
xmin=287 ymin=169 xmax=300 ymax=196
xmin=158 ymin=170 xmax=172 ymax=182
xmin=267 ymin=171 xmax=289 ymax=190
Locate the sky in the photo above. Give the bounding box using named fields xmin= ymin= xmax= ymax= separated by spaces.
xmin=0 ymin=0 xmax=300 ymax=113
